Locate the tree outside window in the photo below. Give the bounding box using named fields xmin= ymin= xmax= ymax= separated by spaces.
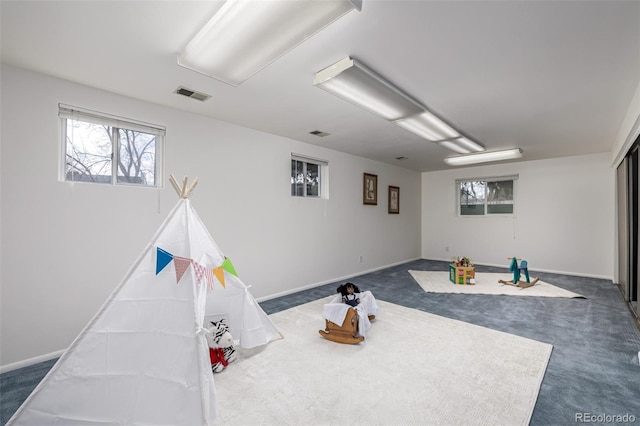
xmin=60 ymin=105 xmax=164 ymax=187
xmin=458 ymin=177 xmax=516 ymax=216
xmin=291 ymin=156 xmax=325 ymax=198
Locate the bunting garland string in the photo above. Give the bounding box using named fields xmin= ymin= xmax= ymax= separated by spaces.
xmin=155 ymin=247 xmax=238 ymax=288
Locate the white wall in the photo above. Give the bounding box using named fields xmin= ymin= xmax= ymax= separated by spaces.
xmin=421 ymin=153 xmax=614 ymax=278
xmin=0 ymin=65 xmax=422 ymax=367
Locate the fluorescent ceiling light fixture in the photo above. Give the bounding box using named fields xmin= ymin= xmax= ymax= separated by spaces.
xmin=394 ymin=111 xmax=460 ymax=141
xmin=444 ymin=148 xmax=523 ymax=166
xmin=454 ymin=137 xmax=485 ymax=152
xmin=313 ymin=57 xmax=422 ymax=121
xmin=313 ymin=56 xmax=485 ymax=154
xmin=438 ymin=136 xmax=485 ymax=154
xmin=178 ymin=0 xmax=362 ymax=86
xmin=438 ymin=140 xmax=472 ymax=154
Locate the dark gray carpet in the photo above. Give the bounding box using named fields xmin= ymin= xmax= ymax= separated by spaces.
xmin=2 ymin=259 xmax=639 ymax=425
xmin=1 ymin=358 xmax=57 ymax=424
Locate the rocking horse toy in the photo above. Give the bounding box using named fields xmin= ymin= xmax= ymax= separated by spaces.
xmin=318 ymin=283 xmax=378 ymax=344
xmin=498 ymin=257 xmax=540 ymax=288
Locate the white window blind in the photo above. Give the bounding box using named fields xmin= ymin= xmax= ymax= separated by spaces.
xmin=59 ymin=104 xmax=166 ymax=136
xmin=291 ymin=153 xmax=328 ymax=166
xmin=455 ymin=174 xmax=519 ymax=185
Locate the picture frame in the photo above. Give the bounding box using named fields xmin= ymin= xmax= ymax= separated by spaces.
xmin=388 ymin=186 xmax=400 ymax=214
xmin=363 ymin=173 xmax=378 ymax=205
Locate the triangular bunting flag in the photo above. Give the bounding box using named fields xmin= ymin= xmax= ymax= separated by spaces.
xmin=221 ymin=258 xmax=238 ymax=276
xmin=155 ymin=247 xmax=174 ymax=275
xmin=213 ymin=266 xmax=226 ymax=288
xmin=191 ymin=260 xmax=206 ymax=284
xmin=205 ymin=268 xmax=214 ymax=291
xmin=173 ymin=256 xmax=191 ymax=283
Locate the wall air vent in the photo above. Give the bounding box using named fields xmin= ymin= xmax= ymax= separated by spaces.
xmin=174 ymin=86 xmax=211 ymax=102
xmin=309 ymin=130 xmax=330 ymax=137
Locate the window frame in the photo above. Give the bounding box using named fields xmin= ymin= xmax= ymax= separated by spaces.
xmin=290 ymin=153 xmax=329 ymax=199
xmin=456 ymin=174 xmax=518 ymax=217
xmin=59 ymin=104 xmax=165 ymax=188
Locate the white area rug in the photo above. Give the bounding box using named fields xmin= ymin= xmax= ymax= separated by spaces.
xmin=409 ymin=270 xmax=585 ymax=298
xmin=213 ymin=298 xmax=552 ymax=425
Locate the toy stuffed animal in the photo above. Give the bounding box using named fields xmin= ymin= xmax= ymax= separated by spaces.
xmin=205 ymin=319 xmax=237 ymax=373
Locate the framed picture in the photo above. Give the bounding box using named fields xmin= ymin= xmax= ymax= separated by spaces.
xmin=363 ymin=173 xmax=378 ymax=205
xmin=388 ymin=186 xmax=400 ymax=214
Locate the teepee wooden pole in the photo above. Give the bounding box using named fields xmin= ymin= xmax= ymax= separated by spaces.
xmin=169 ymin=174 xmax=199 ymax=198
xmin=186 ymin=177 xmax=199 ymax=197
xmin=181 ymin=176 xmax=188 ymax=197
xmin=169 ymin=174 xmax=182 ymax=197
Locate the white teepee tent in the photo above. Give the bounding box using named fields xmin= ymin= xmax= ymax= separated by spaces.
xmin=8 ymin=177 xmax=282 ymax=425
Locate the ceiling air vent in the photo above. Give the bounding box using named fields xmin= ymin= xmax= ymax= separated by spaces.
xmin=174 ymin=86 xmax=211 ymax=102
xmin=309 ymin=130 xmax=330 ymax=137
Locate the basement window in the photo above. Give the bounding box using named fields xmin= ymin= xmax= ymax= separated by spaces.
xmin=59 ymin=104 xmax=165 ymax=187
xmin=291 ymin=153 xmax=328 ymax=198
xmin=457 ymin=175 xmax=518 ymax=216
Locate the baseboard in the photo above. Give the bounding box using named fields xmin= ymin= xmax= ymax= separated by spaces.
xmin=256 ymin=257 xmax=421 ymax=302
xmin=0 ymin=349 xmax=63 ymax=374
xmin=426 ymin=257 xmax=613 ymax=281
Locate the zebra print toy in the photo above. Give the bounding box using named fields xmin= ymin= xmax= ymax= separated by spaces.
xmin=205 ymin=319 xmax=237 ymax=373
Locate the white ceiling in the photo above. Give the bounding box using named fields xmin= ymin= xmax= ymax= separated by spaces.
xmin=2 ymin=0 xmax=639 ymax=172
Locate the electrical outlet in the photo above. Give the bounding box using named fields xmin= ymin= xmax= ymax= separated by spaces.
xmin=359 ymin=255 xmax=363 ymax=263
xmin=445 ymin=246 xmax=449 ymax=253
